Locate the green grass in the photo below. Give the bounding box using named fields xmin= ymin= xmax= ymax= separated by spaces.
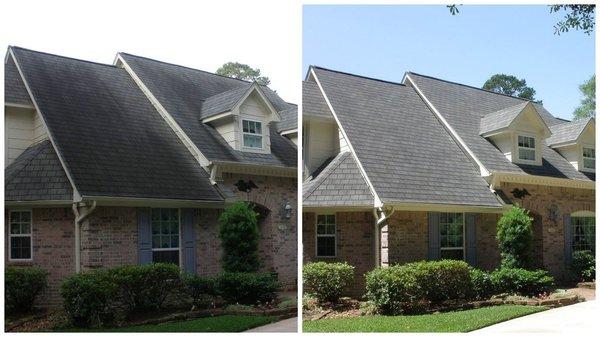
xmin=60 ymin=315 xmax=276 ymax=332
xmin=303 ymin=305 xmax=547 ymax=332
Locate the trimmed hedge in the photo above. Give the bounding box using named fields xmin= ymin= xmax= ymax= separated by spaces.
xmin=303 ymin=262 xmax=355 ymax=303
xmin=469 ymin=268 xmax=495 ymax=300
xmin=219 ymin=202 xmax=261 ymax=272
xmin=5 ymin=266 xmax=48 ymax=314
xmin=571 ymin=250 xmax=595 ymax=282
xmin=490 ymin=268 xmax=554 ymax=297
xmin=217 ymin=272 xmax=280 ymax=305
xmin=365 ymin=260 xmax=471 ymax=315
xmin=497 ymin=206 xmax=533 ymax=268
xmin=182 ymin=273 xmax=217 ymax=307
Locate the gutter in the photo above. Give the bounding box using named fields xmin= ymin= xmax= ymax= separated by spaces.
xmin=72 ymin=201 xmax=97 ymax=273
xmin=372 ymin=206 xmax=396 ymax=268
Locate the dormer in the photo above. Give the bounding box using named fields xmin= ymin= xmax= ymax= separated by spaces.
xmin=480 ymin=102 xmax=551 ymax=166
xmin=547 ymin=118 xmax=595 ymax=173
xmin=200 ymin=82 xmax=280 ymax=154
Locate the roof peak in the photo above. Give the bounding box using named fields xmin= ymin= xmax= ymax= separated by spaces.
xmin=311 ymin=65 xmax=407 ymax=87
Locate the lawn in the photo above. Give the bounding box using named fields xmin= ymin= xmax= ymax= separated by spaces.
xmin=61 ymin=315 xmax=276 ymax=332
xmin=303 ymin=305 xmax=547 ymax=332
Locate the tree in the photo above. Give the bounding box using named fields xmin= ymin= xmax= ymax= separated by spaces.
xmin=483 ymin=74 xmax=537 ymax=101
xmin=550 ymin=5 xmax=595 ymax=36
xmin=216 ymin=62 xmax=270 ymax=85
xmin=573 ymin=75 xmax=595 ymax=120
xmin=218 ymin=202 xmax=260 ymax=272
xmin=496 ymin=206 xmax=533 ymax=269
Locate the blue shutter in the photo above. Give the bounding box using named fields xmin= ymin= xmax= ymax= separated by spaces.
xmin=181 ymin=208 xmax=197 ymax=274
xmin=564 ymin=214 xmax=572 ymax=265
xmin=428 ymin=212 xmax=440 ymax=260
xmin=138 ymin=208 xmax=152 ymax=265
xmin=465 ymin=213 xmax=477 ymax=266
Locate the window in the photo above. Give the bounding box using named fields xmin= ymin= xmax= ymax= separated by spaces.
xmin=316 ymin=214 xmax=336 ymax=257
xmin=242 ymin=119 xmax=263 ymax=149
xmin=572 ymin=216 xmax=595 ymax=252
xmin=9 ymin=211 xmax=32 ymax=260
xmin=517 ymin=135 xmax=536 ymax=161
xmin=151 ymin=208 xmax=180 ymax=265
xmin=440 ymin=212 xmax=464 ymax=260
xmin=583 ymin=147 xmax=595 ymax=170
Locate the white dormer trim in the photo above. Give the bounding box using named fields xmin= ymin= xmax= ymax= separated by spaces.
xmin=201 ymin=83 xmax=281 ymax=124
xmin=480 ymin=102 xmax=552 ymax=139
xmin=580 ymin=143 xmax=595 ymax=173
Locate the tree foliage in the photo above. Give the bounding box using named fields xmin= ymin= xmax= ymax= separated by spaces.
xmin=550 ymin=5 xmax=595 ymax=35
xmin=573 ymin=75 xmax=595 ymax=120
xmin=218 ymin=202 xmax=261 ymax=272
xmin=216 ymin=62 xmax=270 ymax=85
xmin=483 ymin=74 xmax=537 ymax=101
xmin=496 ymin=206 xmax=534 ymax=269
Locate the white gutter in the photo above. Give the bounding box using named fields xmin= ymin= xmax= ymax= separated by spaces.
xmin=72 ymin=201 xmax=97 ymax=273
xmin=372 ymin=206 xmax=396 ymax=268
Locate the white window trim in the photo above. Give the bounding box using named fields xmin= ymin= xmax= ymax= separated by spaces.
xmin=315 ymin=213 xmax=337 ymax=258
xmin=8 ymin=210 xmax=34 ymax=262
xmin=581 ymin=144 xmax=595 ymax=172
xmin=516 ymin=133 xmax=537 ymax=163
xmin=570 ymin=213 xmax=595 ymax=252
xmin=241 ymin=118 xmax=264 ymax=150
xmin=439 ymin=212 xmax=466 ymax=260
xmin=151 ymin=208 xmax=182 ymax=267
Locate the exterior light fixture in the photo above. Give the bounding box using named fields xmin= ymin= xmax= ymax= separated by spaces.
xmin=283 ymin=201 xmax=292 ymax=219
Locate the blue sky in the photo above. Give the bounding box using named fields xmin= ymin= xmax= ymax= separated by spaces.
xmin=303 ymin=5 xmax=595 ymax=120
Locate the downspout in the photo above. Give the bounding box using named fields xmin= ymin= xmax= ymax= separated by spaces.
xmin=372 ymin=206 xmax=395 ymax=268
xmin=72 ymin=201 xmax=97 ymax=273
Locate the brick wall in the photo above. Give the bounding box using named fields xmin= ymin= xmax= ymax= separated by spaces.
xmin=221 ymin=173 xmax=297 ymax=289
xmin=303 ymin=211 xmax=375 ymax=297
xmin=5 ymin=208 xmax=74 ymax=306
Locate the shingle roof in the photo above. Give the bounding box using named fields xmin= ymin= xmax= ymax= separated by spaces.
xmin=406 ymin=72 xmax=592 ymax=182
xmin=119 ymin=53 xmax=296 ymax=168
xmin=10 ymin=47 xmax=223 ymax=201
xmin=200 ymin=83 xmax=252 ymax=119
xmin=5 ymin=140 xmax=72 ymax=201
xmin=303 ymin=152 xmax=374 ymax=207
xmin=277 ymin=104 xmax=298 ymax=132
xmin=479 ymin=102 xmax=529 ymax=135
xmin=5 ymin=55 xmax=32 ymax=106
xmin=303 ymin=81 xmax=332 ymax=119
xmin=546 ymin=117 xmax=593 ymax=147
xmin=312 ymin=67 xmax=503 ymax=207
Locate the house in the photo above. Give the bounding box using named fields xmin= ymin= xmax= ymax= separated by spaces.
xmin=303 ymin=66 xmax=595 ymax=295
xmin=4 ymin=46 xmax=298 ymax=305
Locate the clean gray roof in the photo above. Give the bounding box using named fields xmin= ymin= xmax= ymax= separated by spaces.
xmin=10 ymin=47 xmax=223 ymax=201
xmin=407 ymin=72 xmax=593 ymax=182
xmin=5 ymin=55 xmax=32 ymax=106
xmin=303 ymin=81 xmax=333 ymax=119
xmin=5 ymin=140 xmax=72 ymax=201
xmin=303 ymin=152 xmax=374 ymax=207
xmin=479 ymin=102 xmax=529 ymax=135
xmin=546 ymin=117 xmax=593 ymax=147
xmin=312 ymin=67 xmax=503 ymax=207
xmin=119 ymin=53 xmax=296 ymax=168
xmin=277 ymin=104 xmax=298 ymax=133
xmin=200 ymin=83 xmax=252 ymax=119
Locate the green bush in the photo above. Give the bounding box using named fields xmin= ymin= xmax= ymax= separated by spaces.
xmin=469 ymin=268 xmax=495 ymax=300
xmin=490 ymin=268 xmax=554 ymax=296
xmin=182 ymin=273 xmax=217 ymax=307
xmin=497 ymin=206 xmax=533 ymax=268
xmin=219 ymin=202 xmax=260 ymax=272
xmin=303 ymin=262 xmax=355 ymax=303
xmin=217 ymin=272 xmax=280 ymax=305
xmin=571 ymin=250 xmax=595 ymax=282
xmin=5 ymin=267 xmax=48 ymax=314
xmin=59 ymin=269 xmax=119 ymax=327
xmin=112 ymin=263 xmax=181 ymax=313
xmin=365 ymin=260 xmax=471 ymax=315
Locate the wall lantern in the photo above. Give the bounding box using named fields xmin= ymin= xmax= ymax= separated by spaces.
xmin=283 ymin=201 xmax=293 ymax=219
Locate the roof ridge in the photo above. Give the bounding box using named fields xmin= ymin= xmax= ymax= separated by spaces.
xmin=311 ymin=65 xmax=407 ymax=87
xmin=6 ymin=141 xmax=51 ymax=183
xmin=10 ymin=46 xmax=117 ymax=68
xmin=303 ymin=152 xmax=351 ymax=201
xmin=119 ymin=52 xmax=253 ymax=84
xmin=407 ymin=71 xmax=536 ymax=103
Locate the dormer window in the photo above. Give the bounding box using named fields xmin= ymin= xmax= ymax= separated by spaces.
xmin=242 ymin=119 xmax=263 ymax=149
xmin=583 ymin=147 xmax=595 ymax=170
xmin=517 ymin=135 xmax=536 ymax=161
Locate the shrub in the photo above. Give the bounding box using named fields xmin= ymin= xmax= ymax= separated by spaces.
xmin=469 ymin=268 xmax=496 ymax=300
xmin=217 ymin=272 xmax=280 ymax=305
xmin=219 ymin=202 xmax=260 ymax=272
xmin=5 ymin=267 xmax=48 ymax=314
xmin=490 ymin=268 xmax=554 ymax=297
xmin=182 ymin=273 xmax=217 ymax=307
xmin=497 ymin=206 xmax=533 ymax=268
xmin=112 ymin=263 xmax=181 ymax=313
xmin=303 ymin=262 xmax=355 ymax=303
xmin=571 ymin=250 xmax=595 ymax=282
xmin=59 ymin=269 xmax=118 ymax=327
xmin=365 ymin=260 xmax=471 ymax=315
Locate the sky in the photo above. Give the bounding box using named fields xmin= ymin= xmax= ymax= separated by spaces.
xmin=303 ymin=5 xmax=595 ymax=120
xmin=0 ymin=0 xmax=300 ymax=103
